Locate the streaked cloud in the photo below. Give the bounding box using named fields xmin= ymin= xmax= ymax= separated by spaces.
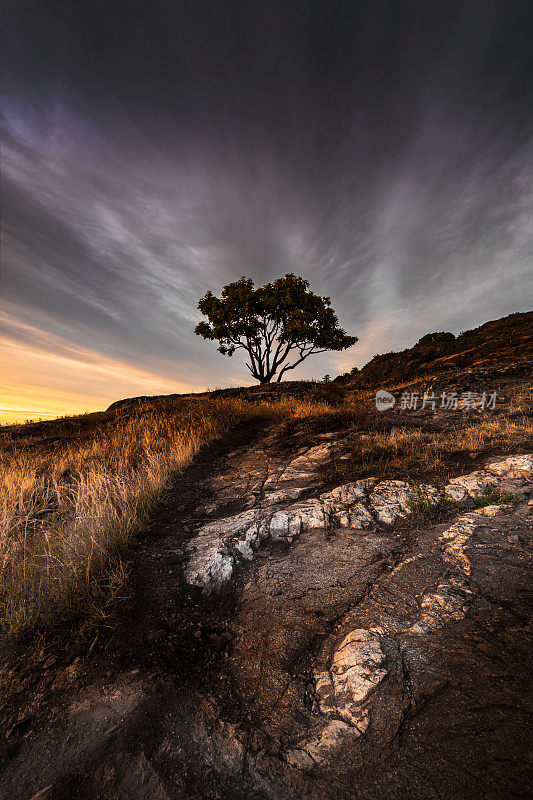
xmin=1 ymin=1 xmax=532 ymax=420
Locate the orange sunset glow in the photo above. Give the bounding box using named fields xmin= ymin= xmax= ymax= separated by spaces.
xmin=0 ymin=316 xmax=198 ymax=424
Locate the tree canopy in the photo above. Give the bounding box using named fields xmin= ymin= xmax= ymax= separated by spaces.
xmin=195 ymin=273 xmax=357 ymax=383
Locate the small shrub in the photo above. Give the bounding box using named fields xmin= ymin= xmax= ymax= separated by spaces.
xmin=417 ymin=332 xmax=455 ymax=348
xmin=474 ymin=485 xmax=518 ymax=508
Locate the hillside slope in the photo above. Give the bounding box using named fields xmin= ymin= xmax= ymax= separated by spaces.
xmin=336 ymin=311 xmax=532 ymax=390
xmin=1 ymin=413 xmax=532 ymax=800
xmin=0 ymin=314 xmax=532 ymax=800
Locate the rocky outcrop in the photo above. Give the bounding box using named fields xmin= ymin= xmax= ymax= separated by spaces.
xmin=286 ymin=628 xmax=387 ymax=769
xmin=185 ymin=451 xmax=533 ymax=593
xmin=316 ymin=631 xmax=386 ymax=728
xmin=186 ymin=451 xmax=533 ymax=791
xmin=444 ymin=454 xmax=533 ymax=501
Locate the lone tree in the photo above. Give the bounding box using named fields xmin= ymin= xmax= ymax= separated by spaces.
xmin=195 ymin=273 xmax=357 ymax=383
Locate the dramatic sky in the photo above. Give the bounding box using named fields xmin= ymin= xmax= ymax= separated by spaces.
xmin=2 ymin=1 xmax=532 ymax=422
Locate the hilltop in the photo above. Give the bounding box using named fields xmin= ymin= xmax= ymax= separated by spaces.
xmin=107 ymin=310 xmax=532 ymax=416
xmin=5 ymin=312 xmax=528 ymax=439
xmin=336 ymin=310 xmax=532 ymax=391
xmin=0 ymin=312 xmax=532 ymax=800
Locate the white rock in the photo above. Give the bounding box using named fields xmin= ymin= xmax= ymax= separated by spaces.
xmin=370 ymin=480 xmax=413 ymax=525
xmin=439 ymin=513 xmax=478 ymax=575
xmin=485 ymin=454 xmax=533 ymax=479
xmin=418 ymin=484 xmax=442 ymax=504
xmin=262 ymin=486 xmax=307 ymax=504
xmin=444 ymin=455 xmax=533 ymax=503
xmin=444 ymin=484 xmax=469 ymax=502
xmin=315 ymin=629 xmax=387 ymax=727
xmin=269 ymin=499 xmax=326 ymax=541
xmin=408 ymin=578 xmax=473 ymax=633
xmin=234 ymin=524 xmax=261 ymax=560
xmin=476 ymin=504 xmax=509 ymax=517
xmin=185 ymin=547 xmax=234 ymax=591
xmin=332 ymin=504 xmax=374 ymax=529
xmin=263 ymin=443 xmax=334 ymax=489
xmin=320 ymin=481 xmax=374 ymax=529
xmin=185 ymin=509 xmax=258 ymax=589
xmin=445 ymin=471 xmax=498 ymax=501
xmin=320 ymin=480 xmax=368 ymax=505
xmin=268 ymin=510 xmax=301 ymax=541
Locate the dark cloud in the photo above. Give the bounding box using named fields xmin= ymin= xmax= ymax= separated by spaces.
xmin=1 ymin=0 xmax=532 ymax=402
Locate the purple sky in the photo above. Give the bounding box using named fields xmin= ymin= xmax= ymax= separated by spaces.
xmin=1 ymin=1 xmax=532 ymax=420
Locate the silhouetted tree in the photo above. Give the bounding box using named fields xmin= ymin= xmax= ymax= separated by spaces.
xmin=195 ymin=274 xmax=357 ymax=383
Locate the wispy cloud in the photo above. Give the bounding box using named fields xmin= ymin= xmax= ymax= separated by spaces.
xmin=0 ymin=314 xmax=201 ymax=423
xmin=1 ymin=1 xmax=532 ymax=418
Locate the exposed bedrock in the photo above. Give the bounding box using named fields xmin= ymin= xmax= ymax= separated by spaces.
xmin=2 ymin=449 xmax=531 ymax=800
xmin=185 ymin=452 xmax=533 ymax=592
xmin=181 ymin=452 xmax=533 ymax=798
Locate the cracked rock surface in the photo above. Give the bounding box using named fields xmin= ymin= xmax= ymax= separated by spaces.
xmin=1 ymin=420 xmax=531 ymax=800
xmin=185 ymin=450 xmax=533 ymax=593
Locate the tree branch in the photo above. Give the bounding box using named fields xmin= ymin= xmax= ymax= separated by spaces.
xmin=275 ymin=347 xmax=328 ymax=381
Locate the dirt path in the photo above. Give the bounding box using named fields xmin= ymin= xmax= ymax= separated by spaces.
xmin=1 ymin=418 xmax=532 ymax=800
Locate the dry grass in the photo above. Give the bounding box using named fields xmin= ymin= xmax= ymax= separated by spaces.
xmin=345 ymin=411 xmax=533 ymax=483
xmin=0 ymin=395 xmax=326 ymax=634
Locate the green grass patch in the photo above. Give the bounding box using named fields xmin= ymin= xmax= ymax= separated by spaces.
xmin=474 ymin=485 xmax=518 ymax=507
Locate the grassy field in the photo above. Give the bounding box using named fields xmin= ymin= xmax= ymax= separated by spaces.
xmin=1 ymin=386 xmax=531 ymax=636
